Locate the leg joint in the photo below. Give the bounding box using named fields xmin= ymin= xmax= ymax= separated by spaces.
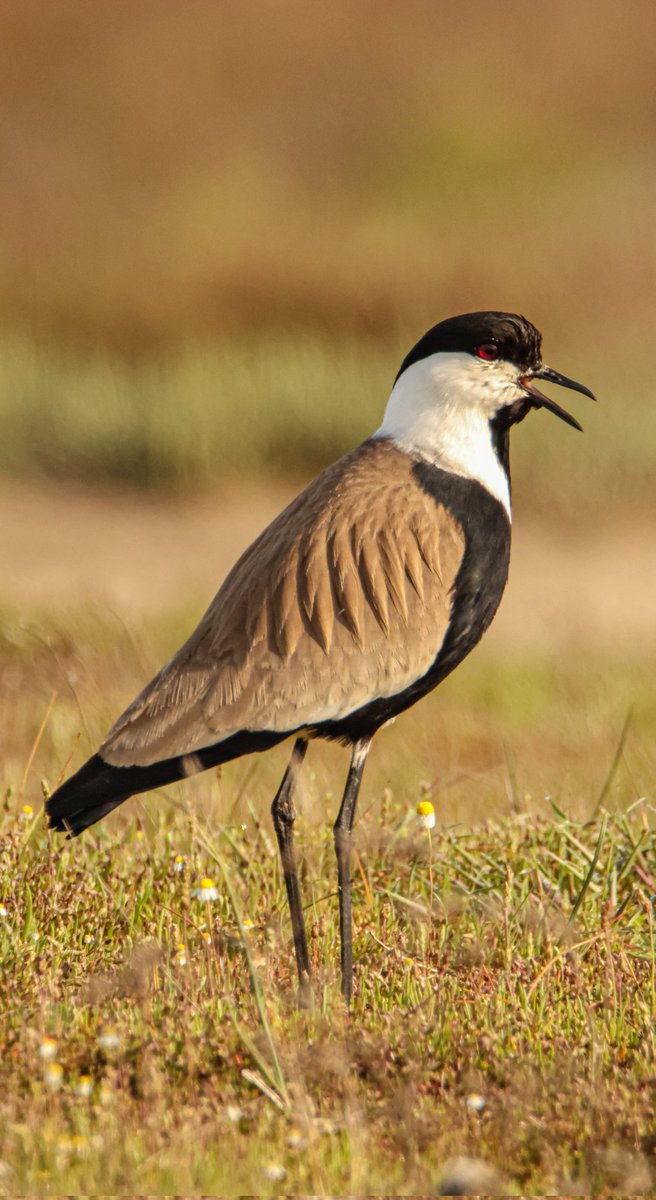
xmin=333 ymin=823 xmax=351 ymax=854
xmin=272 ymin=788 xmax=295 ymax=830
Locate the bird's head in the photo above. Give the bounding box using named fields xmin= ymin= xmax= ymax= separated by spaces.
xmin=377 ymin=311 xmax=595 ymax=512
xmin=393 ymin=310 xmax=595 ymax=431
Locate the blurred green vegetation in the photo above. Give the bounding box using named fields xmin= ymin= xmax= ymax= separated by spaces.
xmin=0 ymin=0 xmax=654 ymax=508
xmin=0 ymin=330 xmax=650 ymax=521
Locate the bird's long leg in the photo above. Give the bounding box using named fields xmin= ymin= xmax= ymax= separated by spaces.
xmin=333 ymin=736 xmax=372 ymax=1006
xmin=270 ymin=737 xmax=311 ymax=996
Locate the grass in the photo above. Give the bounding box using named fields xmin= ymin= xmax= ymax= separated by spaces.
xmin=0 ymin=604 xmax=654 ymax=1192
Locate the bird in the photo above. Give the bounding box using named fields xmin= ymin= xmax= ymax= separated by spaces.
xmin=46 ymin=311 xmax=594 ymax=1005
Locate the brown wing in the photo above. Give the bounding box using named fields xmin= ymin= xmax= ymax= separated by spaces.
xmin=101 ymin=439 xmax=465 ymax=767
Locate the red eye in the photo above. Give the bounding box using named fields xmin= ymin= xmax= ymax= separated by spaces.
xmin=475 ymin=343 xmax=499 ymax=361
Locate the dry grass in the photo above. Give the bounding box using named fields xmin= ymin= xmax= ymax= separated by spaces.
xmin=0 ymin=604 xmax=654 ymax=1192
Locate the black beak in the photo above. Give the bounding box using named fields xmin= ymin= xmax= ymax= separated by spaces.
xmin=520 ymin=366 xmax=596 ymax=432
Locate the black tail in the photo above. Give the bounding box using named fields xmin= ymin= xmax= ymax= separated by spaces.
xmin=45 ymin=729 xmax=289 ymax=837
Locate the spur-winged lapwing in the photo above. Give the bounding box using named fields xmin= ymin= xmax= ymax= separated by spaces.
xmin=47 ymin=311 xmax=594 ymax=1004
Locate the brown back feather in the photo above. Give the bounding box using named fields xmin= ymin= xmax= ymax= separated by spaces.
xmin=102 ymin=440 xmax=465 ymax=766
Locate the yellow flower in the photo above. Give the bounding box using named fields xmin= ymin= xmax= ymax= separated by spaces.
xmin=192 ymin=877 xmax=219 ymax=901
xmin=176 ymin=943 xmax=187 ymax=966
xmin=172 ymin=854 xmax=187 ymax=874
xmin=416 ymin=799 xmax=436 ymax=829
xmin=241 ymin=918 xmax=255 ymax=932
xmin=20 ymin=805 xmax=33 ymax=821
xmin=76 ymin=1075 xmax=94 ymax=1098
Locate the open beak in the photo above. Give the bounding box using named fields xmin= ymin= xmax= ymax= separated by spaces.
xmin=520 ymin=366 xmax=596 ymax=432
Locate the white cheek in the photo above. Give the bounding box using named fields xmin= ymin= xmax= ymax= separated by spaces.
xmin=427 ymin=357 xmax=518 ymax=415
xmin=375 ymin=351 xmax=517 ymax=516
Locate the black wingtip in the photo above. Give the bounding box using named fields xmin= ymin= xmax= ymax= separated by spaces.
xmin=46 ymin=729 xmax=293 ymax=837
xmin=46 ymin=754 xmax=139 ymax=836
xmin=46 ymin=752 xmax=196 ymax=835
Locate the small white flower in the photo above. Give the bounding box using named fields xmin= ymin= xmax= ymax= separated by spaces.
xmin=465 ymin=1092 xmax=487 ymax=1114
xmin=172 ymin=854 xmax=187 ymax=874
xmin=44 ymin=1062 xmax=64 ymax=1090
xmin=416 ymin=800 xmax=436 ymax=829
xmin=313 ymin=1117 xmax=338 ymax=1136
xmin=192 ymin=877 xmax=219 ymax=901
xmin=241 ymin=918 xmax=255 ymax=933
xmin=176 ymin=943 xmax=187 ymax=966
xmin=39 ymin=1036 xmax=58 ymax=1061
xmin=264 ymin=1161 xmax=286 ymax=1182
xmin=226 ymin=1104 xmax=243 ymax=1123
xmin=55 ymin=1135 xmax=73 ymax=1164
xmin=0 ymin=905 xmax=8 ymax=918
xmin=76 ymin=1075 xmax=94 ymax=1098
xmin=97 ymin=1027 xmax=120 ymax=1052
xmin=20 ymin=805 xmax=33 ymax=822
xmin=287 ymin=1126 xmax=306 ymax=1149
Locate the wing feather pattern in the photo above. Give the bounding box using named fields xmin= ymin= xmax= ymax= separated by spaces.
xmin=101 ymin=440 xmax=465 ymax=767
xmin=327 ymin=526 xmax=364 ymax=646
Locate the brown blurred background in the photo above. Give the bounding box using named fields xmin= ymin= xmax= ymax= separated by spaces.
xmin=1 ymin=0 xmax=654 ymax=820
xmin=1 ymin=0 xmax=655 ymax=591
xmin=1 ymin=0 xmax=655 ymax=349
xmin=0 ymin=0 xmax=655 ymax=496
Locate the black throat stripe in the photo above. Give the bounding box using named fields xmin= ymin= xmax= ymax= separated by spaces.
xmin=317 ymin=461 xmax=512 ymax=743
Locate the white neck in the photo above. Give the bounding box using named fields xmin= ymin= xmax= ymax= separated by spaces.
xmin=374 ymin=351 xmax=514 ymax=517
